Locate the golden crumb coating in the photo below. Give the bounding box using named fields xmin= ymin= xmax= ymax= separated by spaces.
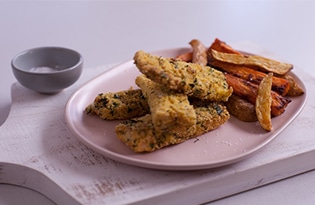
xmin=134 ymin=50 xmax=233 ymax=101
xmin=115 ymin=102 xmax=229 ymax=152
xmin=135 ymin=75 xmax=196 ymax=133
xmin=115 ymin=114 xmax=194 ymax=153
xmin=85 ymin=89 xmax=150 ymax=120
xmin=193 ymin=102 xmax=230 ymax=136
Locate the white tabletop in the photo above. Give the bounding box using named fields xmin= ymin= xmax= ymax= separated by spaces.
xmin=1 ymin=1 xmax=315 ymax=204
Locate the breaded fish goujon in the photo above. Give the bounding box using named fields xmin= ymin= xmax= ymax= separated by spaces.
xmin=85 ymin=89 xmax=150 ymax=120
xmin=134 ymin=50 xmax=233 ymax=102
xmin=115 ymin=102 xmax=229 ymax=152
xmin=135 ymin=74 xmax=196 ymax=134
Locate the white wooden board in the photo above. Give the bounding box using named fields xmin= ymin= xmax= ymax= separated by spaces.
xmin=1 ymin=56 xmax=315 ymax=205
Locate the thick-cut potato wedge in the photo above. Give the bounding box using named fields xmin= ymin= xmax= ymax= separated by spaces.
xmin=283 ymin=73 xmax=304 ymax=97
xmin=189 ymin=39 xmax=208 ymax=66
xmin=176 ymin=52 xmax=193 ymax=62
xmin=176 ymin=38 xmax=241 ymax=63
xmin=225 ymin=94 xmax=257 ymax=122
xmin=208 ymin=38 xmax=242 ymax=55
xmin=209 ymin=59 xmax=291 ymax=96
xmin=224 ymin=73 xmax=291 ymax=117
xmin=256 ymin=73 xmax=273 ymax=131
xmin=211 ymin=49 xmax=293 ymax=75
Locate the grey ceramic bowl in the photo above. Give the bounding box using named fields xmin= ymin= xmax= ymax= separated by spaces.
xmin=12 ymin=47 xmax=83 ymax=94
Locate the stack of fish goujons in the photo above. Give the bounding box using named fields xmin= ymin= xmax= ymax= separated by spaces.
xmin=114 ymin=51 xmax=232 ymax=152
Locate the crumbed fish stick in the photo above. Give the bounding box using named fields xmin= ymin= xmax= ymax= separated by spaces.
xmin=85 ymin=89 xmax=150 ymax=120
xmin=115 ymin=102 xmax=230 ymax=152
xmin=134 ymin=50 xmax=233 ymax=101
xmin=135 ymin=75 xmax=196 ymax=133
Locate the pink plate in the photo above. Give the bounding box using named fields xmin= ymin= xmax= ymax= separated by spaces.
xmin=65 ymin=47 xmax=307 ymax=170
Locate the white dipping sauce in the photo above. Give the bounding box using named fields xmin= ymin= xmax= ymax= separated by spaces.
xmin=30 ymin=66 xmax=58 ymax=73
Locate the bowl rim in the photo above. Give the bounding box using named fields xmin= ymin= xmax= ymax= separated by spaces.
xmin=11 ymin=46 xmax=83 ymax=75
